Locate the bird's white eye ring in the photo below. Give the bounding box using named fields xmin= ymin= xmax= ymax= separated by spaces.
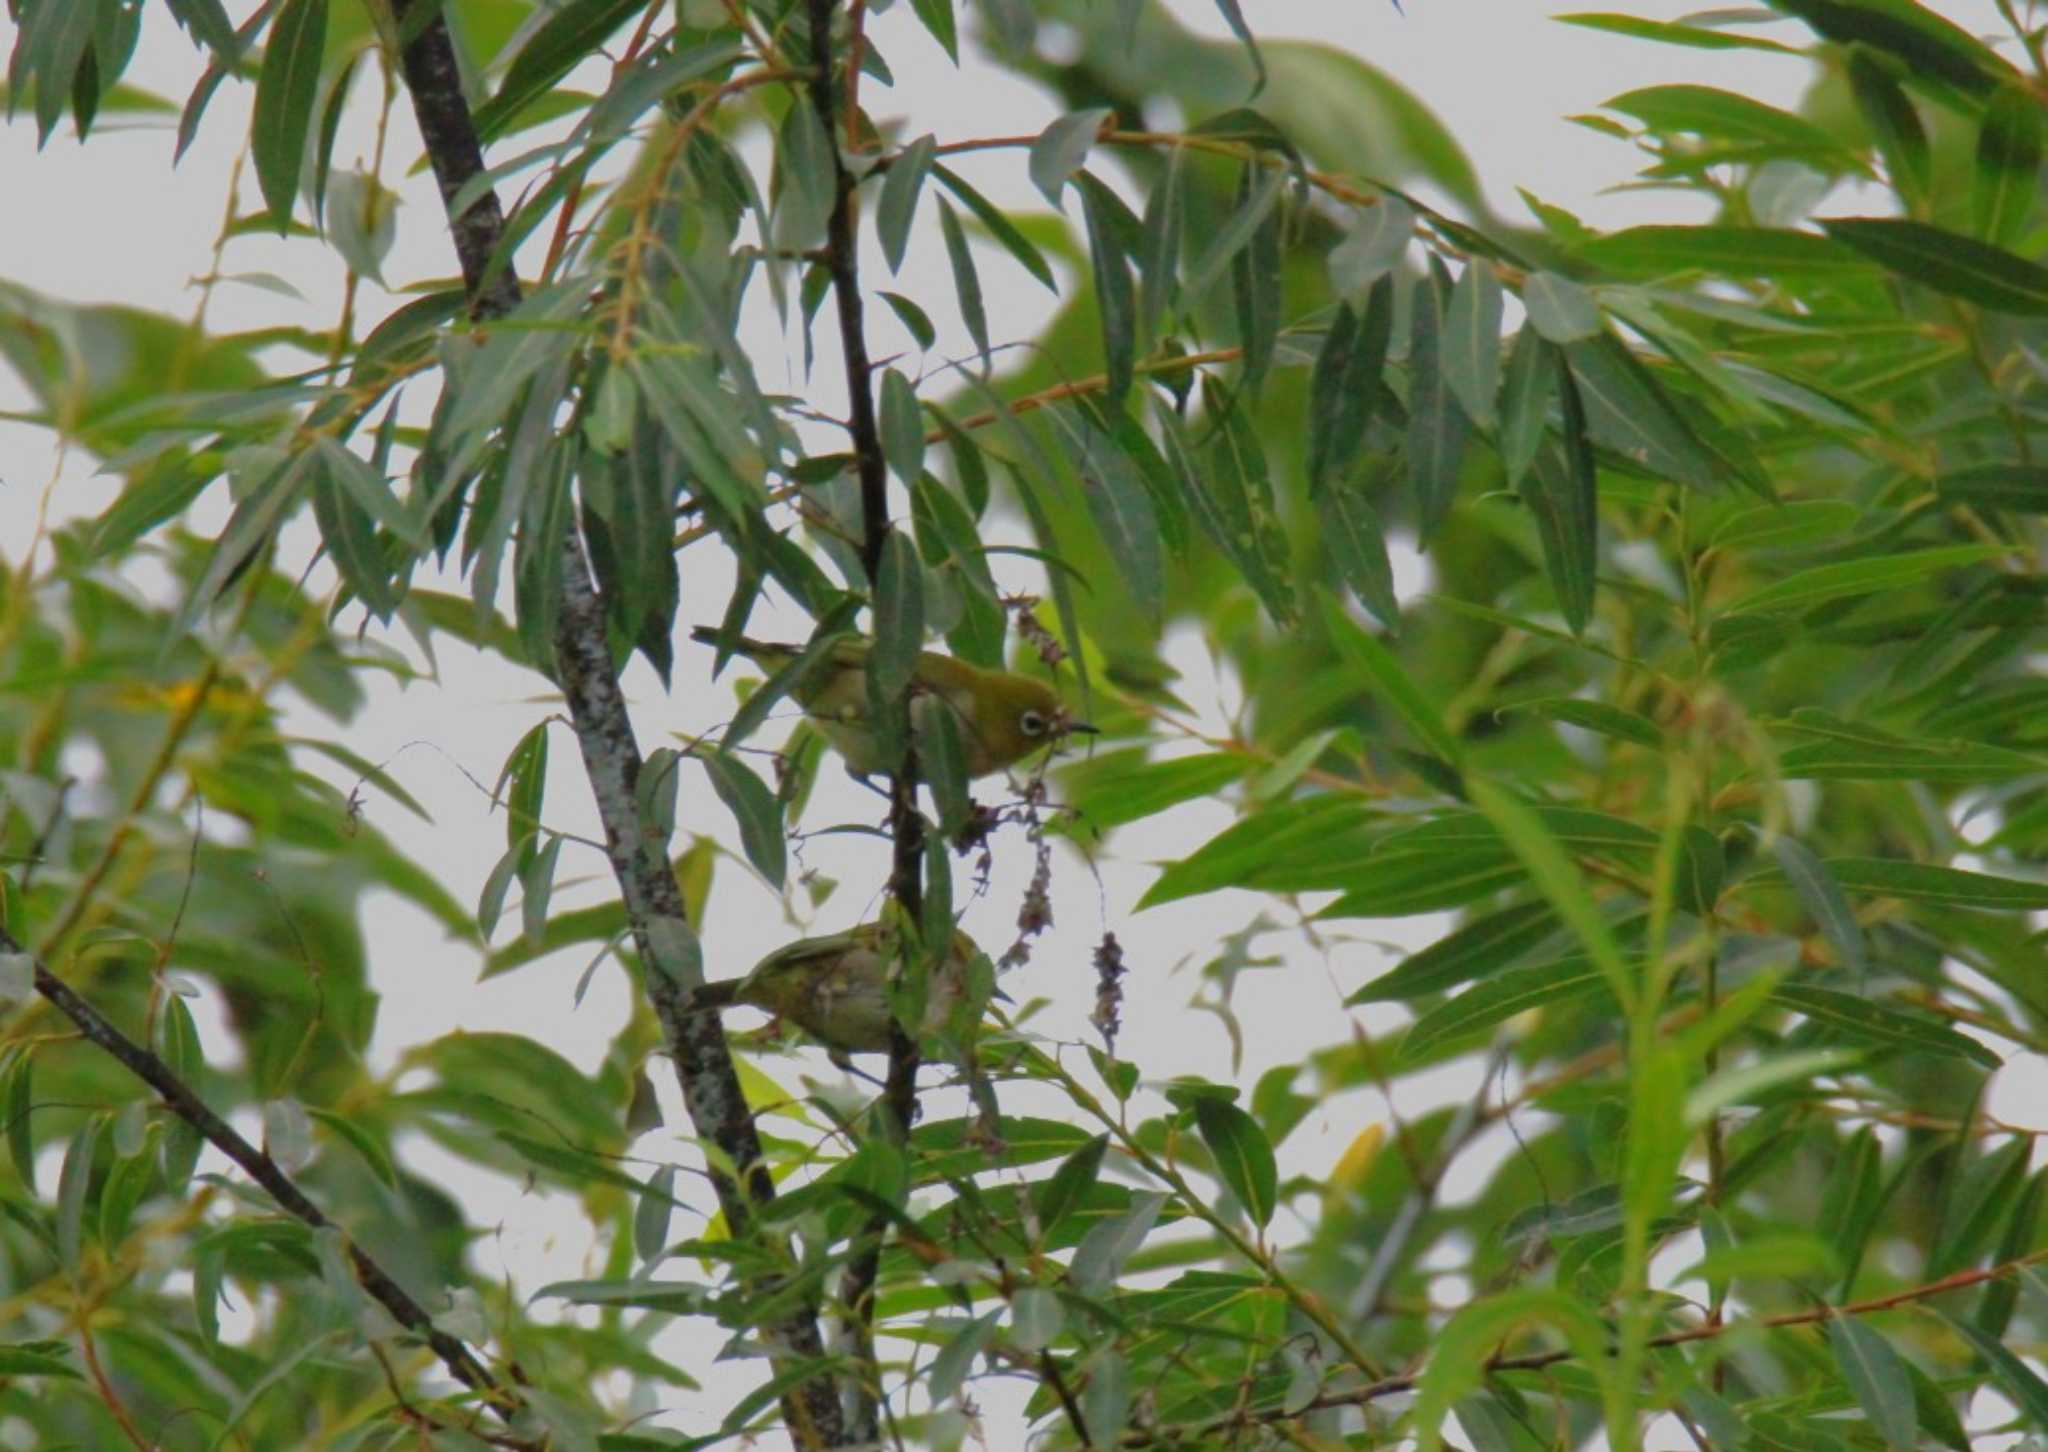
xmin=1019 ymin=709 xmax=1049 ymax=737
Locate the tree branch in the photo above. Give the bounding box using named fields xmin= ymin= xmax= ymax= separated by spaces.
xmin=800 ymin=2 xmax=924 ymax=1441
xmin=383 ymin=2 xmax=844 ymax=1443
xmin=15 ymin=931 xmax=517 ymax=1417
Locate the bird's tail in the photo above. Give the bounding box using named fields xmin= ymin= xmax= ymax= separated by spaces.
xmin=687 ymin=978 xmax=742 ymax=1013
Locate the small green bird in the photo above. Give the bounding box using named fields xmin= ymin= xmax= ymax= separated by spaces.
xmin=691 ymin=627 xmax=1094 ymax=779
xmin=694 ymin=919 xmax=988 ymax=1056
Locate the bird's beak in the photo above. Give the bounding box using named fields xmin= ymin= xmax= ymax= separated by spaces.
xmin=1061 ymin=717 xmax=1100 ymax=738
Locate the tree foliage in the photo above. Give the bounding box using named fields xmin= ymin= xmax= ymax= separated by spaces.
xmin=2 ymin=0 xmax=2047 ymax=1449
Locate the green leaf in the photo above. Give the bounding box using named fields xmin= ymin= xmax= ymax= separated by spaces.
xmin=1557 ymin=12 xmax=1798 ymax=54
xmin=1522 ymin=270 xmax=1602 ymax=343
xmin=870 ymin=527 xmax=925 ymax=703
xmin=1322 ymin=592 xmax=1462 ymax=765
xmin=1771 ymin=984 xmax=2000 ymax=1069
xmin=1076 ymin=172 xmax=1136 ymax=404
xmin=1941 ymin=1315 xmax=2048 ymax=1431
xmin=908 ymin=0 xmax=958 ymax=61
xmin=935 ymin=197 xmax=990 ymax=368
xmin=1523 ymin=379 xmax=1596 ymax=633
xmin=1140 ymin=795 xmax=1381 ymax=907
xmin=1936 ymin=463 xmax=2048 ymax=512
xmin=3 ymin=1051 xmax=34 ymax=1194
xmin=635 ymin=1166 xmax=677 ymax=1264
xmin=1209 ymin=0 xmax=1266 ymax=93
xmin=1468 ymin=778 xmax=1634 ymax=1006
xmin=932 ymin=163 xmax=1056 ymax=291
xmin=1846 ymin=50 xmax=1929 ymax=208
xmin=1721 ymin=545 xmax=2004 ymax=615
xmin=1184 ymin=163 xmax=1286 ymax=304
xmin=1070 ymin=1191 xmax=1165 ymax=1293
xmin=1032 ymin=1133 xmax=1109 ymax=1239
xmin=1710 ymin=498 xmax=1861 ymax=551
xmin=56 ymin=1114 xmax=104 ymax=1273
xmin=1322 ymin=477 xmax=1400 ymax=629
xmin=1606 ymin=83 xmax=1842 ymax=151
xmin=1066 ymin=749 xmax=1249 ymax=831
xmin=1179 ymin=383 xmax=1296 ymax=624
xmin=305 ymin=1107 xmax=398 ymax=1189
xmin=1193 ymin=1099 xmax=1278 ymax=1228
xmin=878 ymin=133 xmax=935 ymax=274
xmin=1822 ymin=217 xmax=2048 ymax=314
xmin=1069 ymin=417 xmax=1161 ymax=620
xmin=1578 ymin=224 xmax=1862 ymax=279
xmin=1349 ymin=900 xmax=1557 ymax=1002
xmin=1319 ymin=851 xmax=1527 ymax=919
xmin=1412 ymin=1294 xmax=1610 ymax=1452
xmin=700 ymin=752 xmax=786 ymax=890
xmin=1443 ymin=260 xmax=1504 ymax=428
xmin=878 ymin=368 xmax=925 ymax=488
xmin=252 ymin=0 xmax=328 ymax=230
xmin=1770 ymin=0 xmax=2009 ymax=99
xmin=1508 ymin=697 xmax=1662 ymax=749
xmin=1772 ymin=838 xmax=1866 ymax=977
xmin=1029 ymin=108 xmax=1110 ymax=208
xmin=1823 ymin=858 xmax=2048 ymax=910
xmin=1409 ymin=268 xmax=1472 ymax=539
xmin=1329 ymin=193 xmax=1414 ymax=299
xmin=1307 ymin=276 xmax=1394 ymax=490
xmin=1496 ymin=324 xmax=1552 ymax=489
xmin=1564 ymin=334 xmax=1724 ymax=491
xmin=473 ymin=0 xmax=648 ymax=141
xmin=928 ymin=1309 xmax=1001 ymax=1405
xmin=1974 ymin=84 xmax=2041 ymax=246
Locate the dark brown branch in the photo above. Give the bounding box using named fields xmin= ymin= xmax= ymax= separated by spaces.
xmin=382 ymin=2 xmax=844 ymax=1444
xmin=15 ymin=934 xmax=514 ymax=1415
xmin=799 ymin=3 xmax=924 ymax=1443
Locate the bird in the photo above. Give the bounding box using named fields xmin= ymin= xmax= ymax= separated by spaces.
xmin=690 ymin=627 xmax=1094 ymax=779
xmin=692 ymin=918 xmax=988 ymax=1057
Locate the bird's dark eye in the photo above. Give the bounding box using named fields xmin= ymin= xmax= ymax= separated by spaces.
xmin=1019 ymin=709 xmax=1049 ymax=737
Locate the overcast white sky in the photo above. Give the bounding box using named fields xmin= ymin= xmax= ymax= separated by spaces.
xmin=2 ymin=2 xmax=2039 ymax=1443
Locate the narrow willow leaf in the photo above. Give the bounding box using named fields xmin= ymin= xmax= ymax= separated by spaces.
xmin=1329 ymin=193 xmax=1413 ymax=300
xmin=1402 ymin=954 xmax=1611 ymax=1060
xmin=635 ymin=1166 xmax=677 ymax=1264
xmin=878 ymin=133 xmax=936 ymax=274
xmin=1522 ymin=270 xmax=1602 ymax=342
xmin=1578 ymin=224 xmax=1862 ymax=279
xmin=1510 ymin=697 xmax=1662 ymax=748
xmin=932 ymin=163 xmax=1057 ymax=291
xmin=1069 ymin=750 xmax=1249 ymax=831
xmin=1070 ymin=415 xmax=1161 ymax=620
xmin=1139 ymin=796 xmax=1380 ymax=907
xmin=1323 ymin=480 xmax=1400 ymax=629
xmin=1186 ymin=382 xmax=1297 ymax=624
xmin=1307 ymin=275 xmax=1394 ymax=489
xmin=1184 ymin=163 xmax=1285 ymax=303
xmin=518 ymin=835 xmax=563 ymax=946
xmin=935 ymin=198 xmax=990 ymax=370
xmin=1974 ymin=84 xmax=2042 ymax=245
xmin=1349 ymin=900 xmax=1556 ymax=1002
xmin=1412 ymin=1291 xmax=1610 ymax=1452
xmin=1710 ymin=498 xmax=1861 ymax=551
xmin=56 ymin=1116 xmax=105 ymax=1273
xmin=1564 ymin=334 xmax=1724 ymax=490
xmin=1409 ymin=270 xmax=1472 ymax=539
xmin=1467 ymin=778 xmax=1633 ymax=1004
xmin=1772 ymin=984 xmax=2000 ymax=1069
xmin=1772 ymin=837 xmax=1867 ymax=976
xmin=879 ymin=368 xmax=925 ymax=487
xmin=472 ymin=0 xmax=644 ymax=140
xmin=1320 ymin=852 xmax=1526 ymax=918
xmin=1209 ymin=0 xmax=1266 ymax=92
xmin=1029 ymin=108 xmax=1110 ymax=208
xmin=1010 ymin=1286 xmax=1062 ymax=1352
xmin=1076 ymin=172 xmax=1136 ymax=403
xmin=1823 ymin=217 xmax=2048 ymax=314
xmin=1443 ymin=260 xmax=1505 ymax=428
xmin=1193 ymin=1099 xmax=1278 ymax=1228
xmin=1722 ymin=544 xmax=2004 ymax=615
xmin=252 ymin=0 xmax=327 ymax=230
xmin=1624 ymin=1044 xmax=1687 ymax=1242
xmin=1846 ymin=50 xmax=1930 ymax=208
xmin=1137 ymin=148 xmax=1183 ymax=342
xmin=1496 ymin=324 xmax=1552 ymax=489
xmin=1231 ymin=161 xmax=1284 ymax=389
xmin=701 ymin=752 xmax=786 ymax=890
xmin=909 ymin=0 xmax=958 ymax=61
xmin=3 ymin=1052 xmax=33 ymax=1194
xmin=1936 ymin=463 xmax=2048 ymax=512
xmin=869 ymin=529 xmax=926 ymax=700
xmin=1032 ymin=1133 xmax=1109 ymax=1238
xmin=1522 ymin=398 xmax=1596 ymax=633
xmin=1941 ymin=1315 xmax=2048 ymax=1430
xmin=1321 ymin=593 xmax=1461 ymax=765
xmin=1070 ymin=1191 xmax=1166 ymax=1293
xmin=1824 ymin=857 xmax=2048 ymax=909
